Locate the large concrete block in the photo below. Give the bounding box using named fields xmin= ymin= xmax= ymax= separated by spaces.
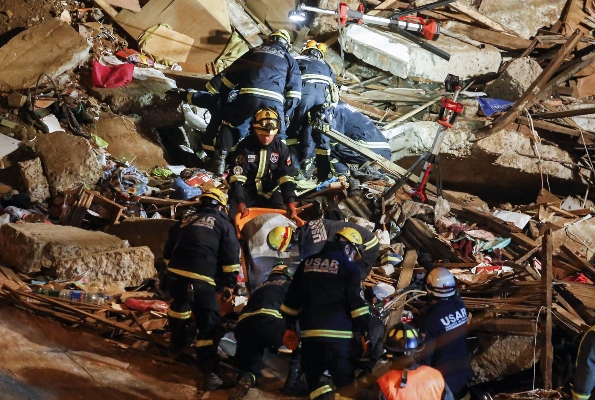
xmin=0 ymin=223 xmax=125 ymax=274
xmin=35 ymin=131 xmax=103 ymax=197
xmin=89 ymin=115 xmax=167 ymax=171
xmin=342 ymin=25 xmax=501 ymax=83
xmin=55 ymin=246 xmax=156 ymax=287
xmin=471 ymin=335 xmax=538 ymax=383
xmin=106 ymin=218 xmax=177 ymax=260
xmin=552 ymin=217 xmax=595 ymax=262
xmin=310 ymin=0 xmax=361 ymax=36
xmin=0 ymin=19 xmax=91 ymax=91
xmin=18 ymin=158 xmax=50 ymax=203
xmin=486 ymin=57 xmax=543 ymax=102
xmin=386 ymin=122 xmax=578 ymax=204
xmin=479 ymin=0 xmax=566 ymax=40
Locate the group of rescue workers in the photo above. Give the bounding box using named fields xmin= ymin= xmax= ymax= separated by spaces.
xmin=162 ymin=27 xmax=595 ymax=400
xmin=172 ymin=28 xmax=391 ymax=186
xmin=163 ymin=183 xmax=473 ymax=400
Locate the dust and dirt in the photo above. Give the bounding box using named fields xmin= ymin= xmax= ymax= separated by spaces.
xmin=0 ymin=0 xmax=83 ymax=44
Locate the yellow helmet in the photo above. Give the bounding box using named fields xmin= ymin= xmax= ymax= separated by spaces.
xmin=200 ymin=188 xmax=227 ymax=207
xmin=253 ymin=108 xmax=280 ymax=136
xmin=335 ymin=227 xmax=364 ymax=259
xmin=267 ymin=226 xmax=293 ymax=252
xmin=269 ymin=29 xmax=291 ymax=49
xmin=301 ymin=39 xmax=327 ymax=59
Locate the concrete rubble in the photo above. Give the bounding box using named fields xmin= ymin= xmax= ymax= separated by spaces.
xmin=1 ymin=0 xmax=595 ymax=398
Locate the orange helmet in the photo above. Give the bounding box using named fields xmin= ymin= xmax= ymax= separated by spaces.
xmin=301 ymin=39 xmax=327 ymax=59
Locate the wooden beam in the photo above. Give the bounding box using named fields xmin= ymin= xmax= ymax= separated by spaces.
xmin=93 ymin=0 xmax=119 ymax=18
xmin=515 ymin=117 xmax=595 ymax=139
xmin=397 ymin=250 xmax=417 ymax=290
xmin=531 ymin=107 xmax=595 ymax=120
xmin=443 ymin=21 xmax=534 ymax=51
xmin=541 ymin=229 xmax=553 ymax=389
xmin=448 ymin=1 xmax=522 ymax=37
xmin=474 ymin=30 xmax=584 ymax=140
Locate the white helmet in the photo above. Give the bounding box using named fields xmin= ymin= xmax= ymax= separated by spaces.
xmin=425 ymin=267 xmax=456 ymax=298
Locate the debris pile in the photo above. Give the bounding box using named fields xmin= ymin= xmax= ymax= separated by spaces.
xmin=2 ymin=0 xmax=595 ymax=398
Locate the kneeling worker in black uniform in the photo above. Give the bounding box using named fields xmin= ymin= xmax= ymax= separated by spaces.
xmin=229 ymin=262 xmax=293 ymax=400
xmin=281 ymin=227 xmax=372 ymax=400
xmin=164 ymin=188 xmax=241 ymax=391
xmin=228 ymin=108 xmax=297 ymax=220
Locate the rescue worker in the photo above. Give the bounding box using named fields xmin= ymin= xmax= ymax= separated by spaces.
xmin=281 ymin=227 xmax=372 ymax=400
xmin=372 ymin=322 xmax=455 ymax=400
xmin=229 ymin=262 xmax=294 ymax=400
xmin=285 ymin=40 xmax=336 ymax=170
xmin=292 ymin=218 xmax=379 ymax=280
xmin=419 ymin=267 xmax=473 ymax=399
xmin=228 ymin=108 xmax=297 ymax=220
xmin=311 ymin=101 xmax=391 ymax=180
xmin=214 ymin=29 xmax=302 ymax=175
xmin=163 ymin=188 xmax=241 ymax=391
xmin=572 ymin=325 xmax=595 ymax=400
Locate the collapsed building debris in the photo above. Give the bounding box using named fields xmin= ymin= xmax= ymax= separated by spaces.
xmin=2 ymin=0 xmax=595 ymax=398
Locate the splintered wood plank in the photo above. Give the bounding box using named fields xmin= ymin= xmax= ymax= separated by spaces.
xmin=396 ymin=250 xmax=417 ymax=290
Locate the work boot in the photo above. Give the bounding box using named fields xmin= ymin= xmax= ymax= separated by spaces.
xmin=228 ymin=372 xmax=256 ymax=400
xmin=284 ymin=350 xmax=308 ymax=396
xmin=209 ymin=149 xmax=228 ymax=176
xmin=203 ymin=371 xmax=224 ymax=391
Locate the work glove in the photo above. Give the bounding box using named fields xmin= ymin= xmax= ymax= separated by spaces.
xmin=238 ymin=203 xmax=249 ymax=218
xmin=221 ymin=286 xmax=233 ymax=303
xmin=361 ymin=336 xmax=371 ymax=357
xmin=286 ymin=202 xmax=297 ymax=220
xmin=283 ymin=328 xmax=299 ymax=351
xmin=165 ymin=88 xmax=188 ymax=101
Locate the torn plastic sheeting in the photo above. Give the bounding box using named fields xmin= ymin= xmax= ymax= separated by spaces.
xmin=172 ymin=177 xmax=202 ymax=200
xmin=183 ymin=104 xmax=209 ymax=131
xmin=477 ymin=97 xmax=514 ymax=117
xmin=92 ymin=60 xmax=134 ymax=88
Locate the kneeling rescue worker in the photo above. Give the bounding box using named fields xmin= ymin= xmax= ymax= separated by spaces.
xmin=163 ymin=188 xmax=241 ymax=391
xmin=373 ymin=322 xmax=455 ymax=400
xmin=229 ymin=262 xmax=293 ymax=400
xmin=228 ymin=108 xmax=297 ymax=220
xmin=281 ymin=227 xmax=372 ymax=399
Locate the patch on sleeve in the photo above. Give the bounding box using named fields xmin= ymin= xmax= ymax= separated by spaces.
xmin=247 ymin=154 xmax=256 ymax=163
xmin=270 ymin=152 xmax=279 ymax=164
xmin=235 ymin=154 xmax=245 ymax=165
xmin=286 ymin=157 xmax=291 ymax=166
xmin=233 ymin=166 xmax=243 ymax=175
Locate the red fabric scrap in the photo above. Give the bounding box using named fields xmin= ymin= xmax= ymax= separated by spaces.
xmin=92 ymin=60 xmax=134 ymax=88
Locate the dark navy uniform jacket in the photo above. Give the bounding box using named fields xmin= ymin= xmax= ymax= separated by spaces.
xmin=281 ymin=241 xmax=371 ymax=341
xmin=220 ymin=43 xmax=302 ymax=118
xmin=164 ymin=207 xmax=240 ymax=288
xmin=237 ymin=274 xmax=291 ymax=324
xmin=573 ymin=326 xmax=595 ymax=400
xmin=297 ymin=219 xmax=379 ymax=280
xmin=419 ymin=294 xmax=473 ymax=395
xmin=228 ymin=134 xmax=296 ymax=204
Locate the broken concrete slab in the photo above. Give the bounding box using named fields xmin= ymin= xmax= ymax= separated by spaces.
xmin=35 ymin=131 xmax=103 ymax=197
xmin=486 ymin=57 xmax=543 ymax=102
xmin=0 ymin=19 xmax=91 ymax=92
xmin=387 ymin=121 xmax=577 ymax=203
xmin=0 ymin=223 xmax=125 ymax=274
xmin=0 ymin=134 xmax=21 ymax=158
xmin=342 ymin=25 xmax=501 ymax=83
xmin=18 ymin=158 xmax=50 ymax=203
xmin=55 ymin=246 xmax=156 ymax=287
xmin=106 ymin=218 xmax=177 ymax=260
xmin=471 ymin=335 xmax=538 ymax=383
xmin=310 ymin=0 xmax=361 ymax=36
xmin=552 ymin=217 xmax=595 ymax=262
xmin=89 ymin=115 xmax=167 ymax=171
xmin=87 ymin=78 xmax=184 ymax=130
xmin=478 ymin=0 xmax=567 ymax=40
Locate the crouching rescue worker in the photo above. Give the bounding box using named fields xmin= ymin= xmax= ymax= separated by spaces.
xmin=295 ymin=218 xmax=379 ymax=280
xmin=419 ymin=267 xmax=473 ymax=399
xmin=372 ymin=322 xmax=455 ymax=400
xmin=229 ymin=262 xmax=293 ymax=400
xmin=163 ymin=188 xmax=240 ymax=391
xmin=228 ymin=108 xmax=297 ymax=220
xmin=280 ymin=228 xmax=372 ymax=399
